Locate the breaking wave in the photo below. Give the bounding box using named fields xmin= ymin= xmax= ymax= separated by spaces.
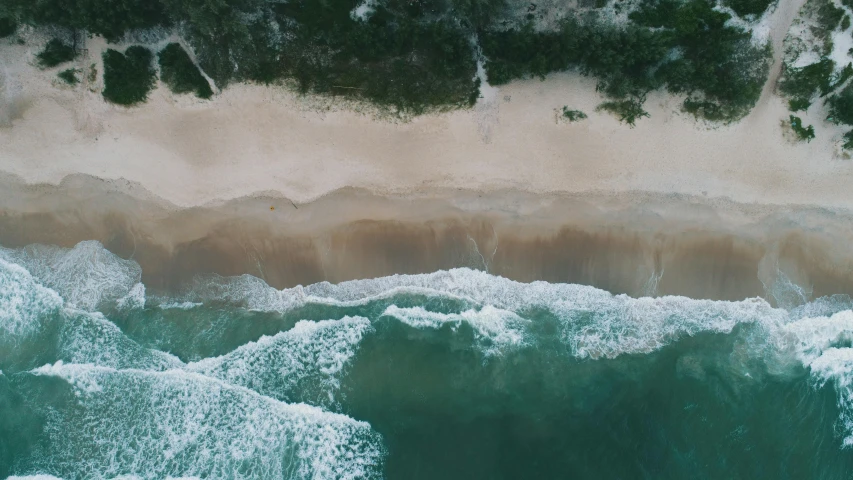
xmin=2 ymin=240 xmax=853 ymax=478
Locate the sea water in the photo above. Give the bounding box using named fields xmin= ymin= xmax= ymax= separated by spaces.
xmin=1 ymin=241 xmax=853 ymax=479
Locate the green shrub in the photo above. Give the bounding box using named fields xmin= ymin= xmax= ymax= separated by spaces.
xmin=842 ymin=14 xmax=851 ymax=31
xmin=561 ymin=107 xmax=587 ymax=122
xmin=57 ymin=68 xmax=79 ymax=85
xmin=597 ymin=97 xmax=649 ymax=126
xmin=832 ymin=63 xmax=853 ymax=90
xmin=788 ymin=115 xmax=815 ymax=141
xmin=37 ymin=39 xmax=76 ymax=68
xmin=158 ymin=43 xmax=213 ymax=99
xmin=779 ymin=58 xmax=835 ymax=109
xmin=0 ymin=17 xmax=17 ymax=38
xmin=102 ymin=46 xmax=156 ymax=106
xmin=843 ymin=129 xmax=853 ymax=149
xmin=827 ymin=83 xmax=853 ymax=124
xmin=788 ymin=98 xmax=812 ymax=111
xmin=4 ymin=0 xmax=779 ymax=118
xmin=816 ymin=0 xmax=845 ymax=32
xmin=7 ymin=0 xmax=168 ymax=42
xmin=723 ymin=0 xmax=775 ymax=17
xmin=482 ymin=0 xmax=771 ymax=123
xmin=683 ymin=99 xmax=728 ymax=121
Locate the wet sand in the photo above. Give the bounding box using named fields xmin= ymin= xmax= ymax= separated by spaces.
xmin=1 ymin=173 xmax=851 ymax=304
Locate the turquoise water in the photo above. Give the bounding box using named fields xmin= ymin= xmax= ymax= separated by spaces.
xmin=2 ymin=241 xmax=853 ymax=479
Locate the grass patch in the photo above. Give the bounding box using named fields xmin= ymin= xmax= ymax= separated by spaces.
xmin=0 ymin=17 xmax=17 ymax=38
xmin=597 ymin=97 xmax=649 ymax=126
xmin=37 ymin=39 xmax=76 ymax=68
xmin=561 ymin=107 xmax=588 ymax=122
xmin=158 ymin=43 xmax=212 ymax=99
xmin=57 ymin=68 xmax=79 ymax=85
xmin=788 ymin=115 xmax=815 ymax=141
xmin=102 ymin=46 xmax=156 ymax=106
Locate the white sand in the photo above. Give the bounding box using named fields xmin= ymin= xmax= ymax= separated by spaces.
xmin=1 ymin=6 xmax=852 ymax=210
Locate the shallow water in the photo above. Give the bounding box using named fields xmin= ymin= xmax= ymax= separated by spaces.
xmin=2 ymin=241 xmax=853 ymax=479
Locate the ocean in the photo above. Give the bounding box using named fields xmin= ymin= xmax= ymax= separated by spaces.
xmin=2 ymin=240 xmax=853 ymax=479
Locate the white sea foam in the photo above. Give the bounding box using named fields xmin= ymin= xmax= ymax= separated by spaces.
xmin=189 ymin=269 xmax=787 ymax=358
xmin=0 ymin=257 xmax=63 ymax=341
xmin=158 ymin=301 xmax=203 ymax=310
xmin=188 ymin=317 xmax=372 ymax=405
xmin=116 ymin=283 xmax=146 ymax=310
xmin=808 ymin=347 xmax=853 ymax=447
xmin=784 ymin=310 xmax=853 ymax=363
xmin=0 ymin=241 xmax=142 ymax=311
xmin=57 ymin=309 xmax=183 ymax=371
xmin=381 ymin=305 xmax=528 ymax=356
xmin=6 ymin=476 xmax=65 ymax=480
xmin=782 ymin=311 xmax=853 ymax=447
xmin=26 ymin=363 xmax=385 ymax=480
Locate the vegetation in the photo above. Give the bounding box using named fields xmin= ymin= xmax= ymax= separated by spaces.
xmin=102 ymin=46 xmax=156 ymax=105
xmin=779 ymin=58 xmax=835 ymax=111
xmin=815 ymin=0 xmax=845 ymax=33
xmin=6 ymin=0 xmax=776 ymax=119
xmin=158 ymin=43 xmax=212 ymax=98
xmin=36 ymin=38 xmax=77 ymax=68
xmin=827 ymin=81 xmax=853 ymax=125
xmin=482 ymin=0 xmax=772 ymax=122
xmin=0 ymin=17 xmax=16 ymax=38
xmin=57 ymin=68 xmax=79 ymax=85
xmin=723 ymin=0 xmax=775 ymax=17
xmin=788 ymin=115 xmax=815 ymax=141
xmin=87 ymin=64 xmax=98 ymax=84
xmin=597 ymin=97 xmax=649 ymax=126
xmin=842 ymin=129 xmax=853 ymax=149
xmin=5 ymin=0 xmax=168 ymax=42
xmin=561 ymin=107 xmax=588 ymax=122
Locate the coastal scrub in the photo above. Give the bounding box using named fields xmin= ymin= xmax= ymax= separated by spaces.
xmin=788 ymin=115 xmax=815 ymax=141
xmin=57 ymin=68 xmax=79 ymax=85
xmin=0 ymin=17 xmax=16 ymax=38
xmin=158 ymin=43 xmax=212 ymax=99
xmin=7 ymin=0 xmax=774 ymax=120
xmin=102 ymin=46 xmax=156 ymax=106
xmin=597 ymin=97 xmax=649 ymax=126
xmin=36 ymin=39 xmax=76 ymax=68
xmin=561 ymin=107 xmax=588 ymax=122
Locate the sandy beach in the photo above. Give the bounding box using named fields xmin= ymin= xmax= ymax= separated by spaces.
xmin=2 ymin=19 xmax=853 ymax=302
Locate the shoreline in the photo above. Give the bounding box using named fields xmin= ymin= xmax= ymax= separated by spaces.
xmin=1 ymin=173 xmax=852 ymax=304
xmin=2 ymin=28 xmax=853 ymax=305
